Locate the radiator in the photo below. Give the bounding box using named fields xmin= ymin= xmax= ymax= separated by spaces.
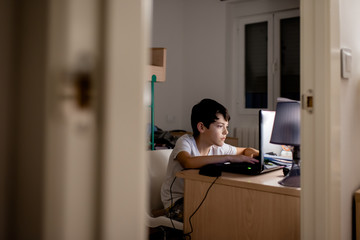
xmin=235 ymin=127 xmax=259 ymax=149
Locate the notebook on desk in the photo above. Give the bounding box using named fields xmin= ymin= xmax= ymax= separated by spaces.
xmin=221 ymin=110 xmax=285 ymax=175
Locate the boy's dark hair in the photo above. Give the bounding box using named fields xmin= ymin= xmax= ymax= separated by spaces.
xmin=191 ymin=99 xmax=230 ymax=138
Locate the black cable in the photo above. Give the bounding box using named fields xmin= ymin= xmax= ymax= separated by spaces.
xmin=169 ymin=176 xmax=177 ymax=229
xmin=183 ymin=176 xmax=219 ymax=240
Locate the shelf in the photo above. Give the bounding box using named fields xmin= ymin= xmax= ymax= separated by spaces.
xmin=148 ymin=48 xmax=166 ymax=82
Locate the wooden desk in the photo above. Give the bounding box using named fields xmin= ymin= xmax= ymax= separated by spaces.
xmin=176 ymin=169 xmax=300 ymax=240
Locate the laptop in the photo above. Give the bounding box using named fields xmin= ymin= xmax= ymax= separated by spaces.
xmin=220 ymin=110 xmax=284 ymax=175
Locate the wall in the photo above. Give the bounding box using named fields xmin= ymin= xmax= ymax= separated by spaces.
xmin=152 ymin=0 xmax=227 ymax=133
xmin=339 ymin=0 xmax=360 ymax=238
xmin=151 ymin=0 xmax=184 ymax=131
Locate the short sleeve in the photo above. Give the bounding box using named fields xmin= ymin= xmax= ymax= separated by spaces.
xmin=211 ymin=143 xmax=237 ymax=155
xmin=170 ymin=134 xmax=198 ymax=161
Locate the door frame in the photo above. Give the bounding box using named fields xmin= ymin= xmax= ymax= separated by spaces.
xmin=300 ymin=0 xmax=341 ymax=239
xmin=43 ymin=0 xmax=150 ymax=239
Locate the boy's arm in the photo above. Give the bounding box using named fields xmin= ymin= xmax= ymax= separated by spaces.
xmin=176 ymin=151 xmax=258 ymax=169
xmin=236 ymin=147 xmax=259 ymax=158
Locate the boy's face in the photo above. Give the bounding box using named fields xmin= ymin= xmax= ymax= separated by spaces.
xmin=201 ymin=113 xmax=229 ymax=146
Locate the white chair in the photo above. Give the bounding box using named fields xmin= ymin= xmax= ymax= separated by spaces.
xmin=146 ymin=149 xmax=183 ymax=238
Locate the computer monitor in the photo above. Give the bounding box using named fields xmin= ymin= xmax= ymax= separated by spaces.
xmin=270 ymin=98 xmax=301 ymax=187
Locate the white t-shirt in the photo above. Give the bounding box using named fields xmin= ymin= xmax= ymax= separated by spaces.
xmin=160 ymin=134 xmax=237 ymax=209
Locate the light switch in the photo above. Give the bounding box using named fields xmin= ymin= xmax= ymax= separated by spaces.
xmin=341 ymin=48 xmax=352 ymax=79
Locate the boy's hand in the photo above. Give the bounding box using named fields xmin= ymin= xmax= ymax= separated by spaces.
xmin=230 ymin=154 xmax=259 ymax=164
xmin=244 ymin=147 xmax=259 ymax=158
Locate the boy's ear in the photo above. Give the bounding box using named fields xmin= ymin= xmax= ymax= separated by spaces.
xmin=197 ymin=122 xmax=206 ymax=133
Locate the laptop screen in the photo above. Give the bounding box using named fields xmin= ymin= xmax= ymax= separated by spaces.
xmin=218 ymin=110 xmax=283 ymax=175
xmin=259 ymin=110 xmax=282 ymax=165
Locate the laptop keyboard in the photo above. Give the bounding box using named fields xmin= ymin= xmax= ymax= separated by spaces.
xmin=221 ymin=162 xmax=260 ymax=175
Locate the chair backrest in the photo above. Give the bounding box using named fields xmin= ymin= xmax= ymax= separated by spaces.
xmin=147 ymin=149 xmax=172 ymax=211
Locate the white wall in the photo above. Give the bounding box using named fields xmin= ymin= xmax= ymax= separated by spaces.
xmin=340 ymin=0 xmax=360 ymax=238
xmin=151 ymin=0 xmax=185 ymax=131
xmin=152 ymin=0 xmax=227 ymax=133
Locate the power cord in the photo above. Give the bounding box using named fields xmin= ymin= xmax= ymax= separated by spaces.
xmin=169 ymin=176 xmax=177 ymax=229
xmin=183 ymin=176 xmax=219 ymax=240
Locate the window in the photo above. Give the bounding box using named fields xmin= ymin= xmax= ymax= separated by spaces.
xmin=235 ymin=10 xmax=300 ymax=113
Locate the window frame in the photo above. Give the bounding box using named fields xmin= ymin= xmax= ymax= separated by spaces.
xmin=233 ymin=10 xmax=300 ymax=114
xmin=273 ymin=10 xmax=300 ymax=105
xmin=236 ymin=14 xmax=274 ymax=114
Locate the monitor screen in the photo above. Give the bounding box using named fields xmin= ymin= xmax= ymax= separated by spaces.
xmin=270 ymin=99 xmax=301 ymax=146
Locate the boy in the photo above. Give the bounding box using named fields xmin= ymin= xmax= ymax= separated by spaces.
xmin=160 ymin=98 xmax=259 ymax=221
